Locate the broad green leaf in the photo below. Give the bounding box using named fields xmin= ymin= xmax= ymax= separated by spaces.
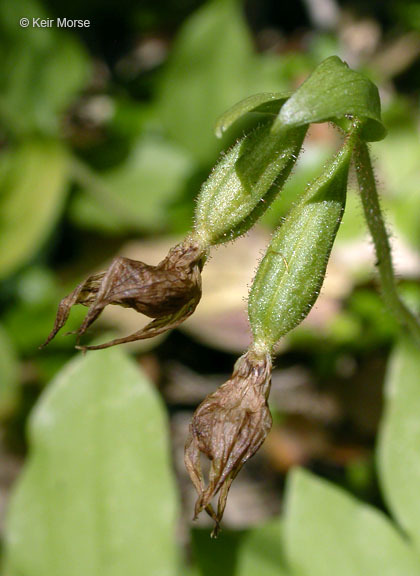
xmin=157 ymin=0 xmax=315 ymax=165
xmin=284 ymin=468 xmax=420 ymax=576
xmin=0 ymin=0 xmax=90 ymax=136
xmin=4 ymin=347 xmax=180 ymax=576
xmin=236 ymin=519 xmax=290 ymax=576
xmin=157 ymin=0 xmax=256 ymax=163
xmin=0 ymin=140 xmax=69 ymax=280
xmin=215 ymin=92 xmax=290 ymax=138
xmin=377 ymin=338 xmax=420 ymax=553
xmin=277 ymin=56 xmax=386 ymax=142
xmin=70 ymin=136 xmax=194 ymax=234
xmin=0 ymin=325 xmax=19 ymax=419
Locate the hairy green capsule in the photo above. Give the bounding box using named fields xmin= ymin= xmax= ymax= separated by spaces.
xmin=248 ymin=136 xmax=355 ymax=353
xmin=194 ymin=120 xmax=307 ymax=246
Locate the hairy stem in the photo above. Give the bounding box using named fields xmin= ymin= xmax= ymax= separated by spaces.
xmin=353 ymin=140 xmax=420 ymax=344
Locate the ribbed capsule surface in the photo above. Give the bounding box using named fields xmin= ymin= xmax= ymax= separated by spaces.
xmin=194 ymin=121 xmax=307 ymax=246
xmin=248 ymin=139 xmax=353 ymax=353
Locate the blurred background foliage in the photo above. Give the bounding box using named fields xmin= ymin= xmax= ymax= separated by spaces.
xmin=1 ymin=0 xmax=420 ymax=573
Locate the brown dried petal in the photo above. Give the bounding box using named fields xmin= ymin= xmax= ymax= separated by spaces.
xmin=41 ymin=239 xmax=205 ymax=350
xmin=184 ymin=350 xmax=272 ymax=536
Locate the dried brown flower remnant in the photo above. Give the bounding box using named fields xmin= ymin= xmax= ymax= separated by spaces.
xmin=184 ymin=350 xmax=272 ymax=537
xmin=41 ymin=239 xmax=205 ymax=350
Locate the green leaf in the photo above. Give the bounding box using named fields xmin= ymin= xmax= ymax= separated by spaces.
xmin=284 ymin=468 xmax=420 ymax=576
xmin=0 ymin=0 xmax=90 ymax=136
xmin=0 ymin=140 xmax=69 ymax=280
xmin=277 ymin=56 xmax=386 ymax=142
xmin=377 ymin=338 xmax=420 ymax=553
xmin=0 ymin=325 xmax=19 ymax=419
xmin=70 ymin=136 xmax=194 ymax=234
xmin=215 ymin=92 xmax=290 ymax=138
xmin=157 ymin=0 xmax=256 ymax=164
xmin=236 ymin=519 xmax=290 ymax=576
xmin=4 ymin=347 xmax=180 ymax=576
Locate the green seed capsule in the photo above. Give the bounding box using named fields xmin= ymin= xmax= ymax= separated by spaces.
xmin=194 ymin=120 xmax=307 ymax=247
xmin=248 ymin=137 xmax=354 ymax=354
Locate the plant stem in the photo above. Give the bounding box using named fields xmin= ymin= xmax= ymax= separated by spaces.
xmin=353 ymin=140 xmax=420 ymax=345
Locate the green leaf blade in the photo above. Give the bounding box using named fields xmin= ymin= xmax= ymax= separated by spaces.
xmin=5 ymin=348 xmax=180 ymax=576
xmin=0 ymin=0 xmax=90 ymax=136
xmin=0 ymin=325 xmax=19 ymax=419
xmin=214 ymin=92 xmax=291 ymax=138
xmin=236 ymin=519 xmax=290 ymax=576
xmin=284 ymin=468 xmax=420 ymax=576
xmin=0 ymin=140 xmax=69 ymax=280
xmin=70 ymin=136 xmax=194 ymax=234
xmin=157 ymin=0 xmax=256 ymax=164
xmin=378 ymin=339 xmax=420 ymax=554
xmin=277 ymin=56 xmax=386 ymax=142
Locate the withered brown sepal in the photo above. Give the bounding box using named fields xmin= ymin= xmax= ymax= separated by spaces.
xmin=41 ymin=239 xmax=205 ymax=350
xmin=184 ymin=350 xmax=272 ymax=537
